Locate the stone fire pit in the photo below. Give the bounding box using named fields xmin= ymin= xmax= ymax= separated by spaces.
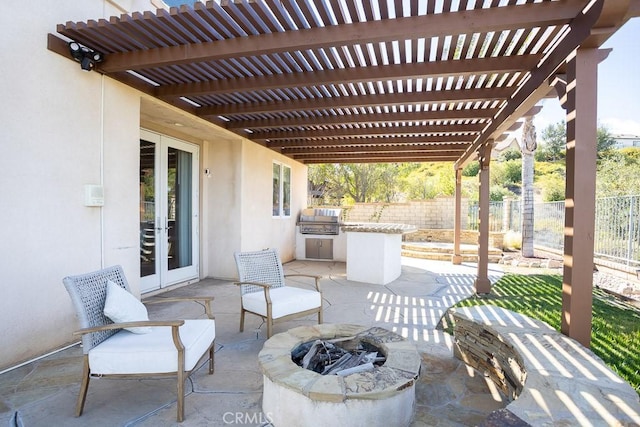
xmin=258 ymin=324 xmax=421 ymax=427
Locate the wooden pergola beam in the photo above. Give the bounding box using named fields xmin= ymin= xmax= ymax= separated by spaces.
xmin=155 ymin=55 xmax=540 ymax=99
xmin=251 ymin=123 xmax=483 ymax=142
xmin=267 ymin=135 xmax=472 ymax=148
xmin=294 ymin=153 xmax=462 ymax=163
xmin=70 ymin=0 xmax=585 ymax=73
xmin=198 ymin=87 xmax=511 ymax=117
xmin=225 ymin=108 xmax=498 ymax=131
xmin=281 ymin=144 xmax=468 ymax=155
xmin=456 ymin=0 xmax=605 ymax=168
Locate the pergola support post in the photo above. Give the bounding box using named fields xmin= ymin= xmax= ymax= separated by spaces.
xmin=452 ymin=167 xmax=463 ymax=265
xmin=561 ymin=48 xmax=600 ymax=348
xmin=474 ymin=141 xmax=492 ymax=294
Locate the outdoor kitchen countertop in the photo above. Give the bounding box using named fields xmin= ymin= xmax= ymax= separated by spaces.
xmin=340 ymin=222 xmax=417 ymax=234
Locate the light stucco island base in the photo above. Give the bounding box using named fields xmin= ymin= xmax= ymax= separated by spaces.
xmin=344 ymin=223 xmax=417 ymax=285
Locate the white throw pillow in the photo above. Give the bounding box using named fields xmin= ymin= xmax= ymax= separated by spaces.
xmin=103 ymin=280 xmax=152 ymax=334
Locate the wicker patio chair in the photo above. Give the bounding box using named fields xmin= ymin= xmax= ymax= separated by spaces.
xmin=233 ymin=248 xmax=323 ymax=338
xmin=62 ymin=265 xmax=215 ymax=422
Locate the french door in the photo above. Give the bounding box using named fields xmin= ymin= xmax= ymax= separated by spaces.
xmin=139 ymin=130 xmax=199 ymax=293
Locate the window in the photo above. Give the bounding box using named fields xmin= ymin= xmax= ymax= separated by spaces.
xmin=273 ymin=162 xmax=291 ymax=217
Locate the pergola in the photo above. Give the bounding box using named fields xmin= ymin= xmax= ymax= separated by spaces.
xmin=48 ymin=0 xmax=639 ymax=347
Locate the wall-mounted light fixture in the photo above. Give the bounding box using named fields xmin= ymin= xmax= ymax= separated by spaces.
xmin=68 ymin=41 xmax=103 ymax=71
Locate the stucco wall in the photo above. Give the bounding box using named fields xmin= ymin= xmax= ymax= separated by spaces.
xmin=201 ymin=133 xmax=244 ymax=280
xmin=0 ymin=0 xmax=308 ymax=370
xmin=0 ymin=1 xmax=142 ymax=370
xmin=198 ymin=132 xmax=307 ymax=279
xmin=238 ymin=140 xmax=307 ymax=265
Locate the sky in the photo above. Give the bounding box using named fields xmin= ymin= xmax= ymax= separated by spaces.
xmin=163 ymin=1 xmax=640 ymax=138
xmin=534 ymin=18 xmax=640 ymax=137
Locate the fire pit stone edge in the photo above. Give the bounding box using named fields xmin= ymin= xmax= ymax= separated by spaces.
xmin=258 ymin=323 xmax=421 ymax=426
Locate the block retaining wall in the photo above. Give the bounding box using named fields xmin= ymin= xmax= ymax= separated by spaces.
xmin=340 ymin=198 xmax=469 ymax=230
xmin=325 ymin=199 xmax=504 ymax=248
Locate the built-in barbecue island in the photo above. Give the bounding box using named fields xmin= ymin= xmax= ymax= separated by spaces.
xmin=296 ymin=209 xmax=416 ymax=285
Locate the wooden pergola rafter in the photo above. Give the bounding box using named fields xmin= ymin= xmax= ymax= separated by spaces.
xmin=224 ymin=108 xmax=499 ymax=131
xmin=48 ymin=0 xmax=619 ymax=164
xmin=151 ymin=55 xmax=539 ymax=101
xmin=48 ymin=0 xmax=639 ymax=346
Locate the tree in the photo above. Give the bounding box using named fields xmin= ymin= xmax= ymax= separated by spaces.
xmin=503 ymin=160 xmax=523 ymax=185
xmin=341 ymin=164 xmax=374 ymax=203
xmin=342 ymin=163 xmax=404 ymax=203
xmin=520 ymin=116 xmax=537 ymax=257
xmin=537 ymin=121 xmax=566 ymax=161
xmin=537 ymin=121 xmax=616 ymax=161
xmin=490 ymin=160 xmax=521 ymax=188
xmin=597 ymin=126 xmax=617 ymax=157
xmin=377 ymin=163 xmax=403 ymax=202
xmin=403 ymin=167 xmax=438 ymax=199
xmin=399 ymin=162 xmax=458 ymax=200
xmin=596 ymin=148 xmax=640 ymax=197
xmin=308 ymin=164 xmax=347 ymax=205
xmin=308 ymin=163 xmax=407 ymax=204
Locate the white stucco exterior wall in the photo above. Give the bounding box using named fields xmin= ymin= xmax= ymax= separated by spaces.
xmin=0 ymin=0 xmax=309 ymax=370
xmin=200 ymin=133 xmax=244 ymax=279
xmin=238 ymin=140 xmax=307 ymax=264
xmin=0 ymin=1 xmax=144 ymax=369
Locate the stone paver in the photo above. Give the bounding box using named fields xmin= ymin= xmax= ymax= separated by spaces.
xmin=0 ymin=258 xmax=506 ymax=426
xmin=452 ymin=305 xmax=640 ymax=426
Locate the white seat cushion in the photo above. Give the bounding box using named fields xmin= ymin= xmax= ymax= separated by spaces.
xmin=242 ymin=287 xmax=321 ymax=319
xmin=88 ymin=319 xmax=215 ymax=375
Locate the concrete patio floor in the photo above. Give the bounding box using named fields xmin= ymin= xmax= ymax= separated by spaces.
xmin=0 ymin=258 xmax=507 ymax=427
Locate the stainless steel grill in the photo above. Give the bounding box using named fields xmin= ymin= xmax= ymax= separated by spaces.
xmin=298 ymin=208 xmax=342 ymax=235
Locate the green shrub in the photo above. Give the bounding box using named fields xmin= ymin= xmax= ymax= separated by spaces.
xmin=503 ymin=230 xmax=522 ymax=250
xmin=538 ymin=175 xmax=565 ymax=201
xmin=490 ymin=185 xmax=515 ymax=201
xmin=462 ymin=162 xmax=480 ymax=177
xmin=502 ymin=159 xmax=522 ymax=184
xmin=499 ymin=148 xmax=522 ymax=161
xmin=534 ymin=161 xmax=565 ymax=178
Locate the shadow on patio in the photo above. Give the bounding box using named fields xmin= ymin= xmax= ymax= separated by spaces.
xmin=0 ymin=258 xmax=513 ymax=426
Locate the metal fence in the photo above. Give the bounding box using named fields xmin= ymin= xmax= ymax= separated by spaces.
xmin=593 ymin=196 xmax=640 ymax=266
xmin=467 ymin=201 xmax=506 ymax=232
xmin=532 ymin=200 xmax=565 ymax=249
xmin=468 ymin=195 xmax=640 ymax=267
xmin=468 ymin=199 xmax=521 ymax=233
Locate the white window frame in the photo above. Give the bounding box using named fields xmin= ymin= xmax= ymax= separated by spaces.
xmin=272 ymin=161 xmax=291 ymax=218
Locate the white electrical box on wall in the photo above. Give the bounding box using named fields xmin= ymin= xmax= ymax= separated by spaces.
xmin=84 ymin=184 xmax=104 ymax=207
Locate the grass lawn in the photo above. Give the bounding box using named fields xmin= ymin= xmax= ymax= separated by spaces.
xmin=447 ymin=273 xmax=640 ymax=395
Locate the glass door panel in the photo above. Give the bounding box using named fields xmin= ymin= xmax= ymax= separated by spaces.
xmin=165 ymin=146 xmax=197 ymax=284
xmin=140 ymin=130 xmax=199 ymax=293
xmin=140 ymin=140 xmax=157 ymax=280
